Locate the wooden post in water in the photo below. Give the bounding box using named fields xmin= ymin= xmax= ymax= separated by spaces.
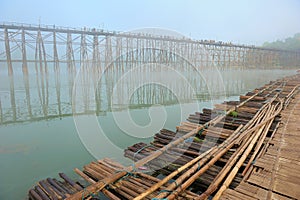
xmin=37 ymin=30 xmax=46 ymax=116
xmin=40 ymin=30 xmax=49 ymax=115
xmin=66 ymin=32 xmax=75 ymax=104
xmin=53 ymin=31 xmax=62 ymax=116
xmin=80 ymin=32 xmax=90 ymax=112
xmin=34 ymin=30 xmax=43 ymax=117
xmin=22 ymin=28 xmax=32 ymax=118
xmin=92 ymin=34 xmax=101 ymax=114
xmin=4 ymin=28 xmax=13 ymax=77
xmin=4 ymin=28 xmax=16 ymax=121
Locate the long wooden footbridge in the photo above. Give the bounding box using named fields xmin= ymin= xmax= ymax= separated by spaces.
xmin=1 ymin=22 xmax=300 ymax=68
xmin=28 ymin=73 xmax=300 ymax=199
xmin=3 ymin=22 xmax=300 ymax=125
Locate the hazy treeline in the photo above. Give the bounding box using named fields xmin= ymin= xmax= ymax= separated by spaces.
xmin=263 ymin=33 xmax=300 ymax=51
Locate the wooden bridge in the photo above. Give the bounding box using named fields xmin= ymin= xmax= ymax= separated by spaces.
xmin=1 ymin=22 xmax=300 ymax=69
xmin=28 ymin=73 xmax=300 ymax=199
xmin=3 ymin=22 xmax=297 ymax=125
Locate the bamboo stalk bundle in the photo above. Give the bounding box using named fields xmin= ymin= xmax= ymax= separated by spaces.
xmin=59 ymin=173 xmax=82 ymax=191
xmin=130 ymin=85 xmax=280 ymax=199
xmin=46 ymin=178 xmax=70 ymax=197
xmin=132 ymin=145 xmax=218 ymax=200
xmin=74 ymin=168 xmax=121 ymax=200
xmin=163 ymin=134 xmax=245 ymax=199
xmin=212 ymin=101 xmax=283 ymax=200
xmin=53 ymin=179 xmax=75 ymax=194
xmin=127 ymin=87 xmax=282 ymax=200
xmin=43 ymin=179 xmax=66 ymax=199
xmin=126 ymin=145 xmax=193 ymax=168
xmin=150 ymin=128 xmax=225 ymax=155
xmin=34 ymin=186 xmax=51 ymax=200
xmin=196 ymin=106 xmax=275 ymax=199
xmin=29 ymin=174 xmax=82 ymax=200
xmin=37 ymin=181 xmax=59 ymax=200
xmin=284 ymin=84 xmax=299 ymax=108
xmin=161 ymin=94 xmax=281 ymax=199
xmin=80 ymin=160 xmax=151 ymax=199
xmin=152 ymin=125 xmax=243 ymax=199
xmin=29 ymin=189 xmax=44 ymax=200
xmin=254 ymin=117 xmax=280 ymax=161
xmin=241 ymin=104 xmax=279 ymax=176
xmin=78 ymin=158 xmax=201 ymax=200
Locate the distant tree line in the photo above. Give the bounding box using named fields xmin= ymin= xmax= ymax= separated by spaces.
xmin=262 ymin=33 xmax=300 ymax=51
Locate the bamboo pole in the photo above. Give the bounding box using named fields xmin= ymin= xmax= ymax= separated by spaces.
xmin=241 ymin=103 xmax=279 ymax=176
xmin=164 ymin=129 xmax=248 ymax=200
xmin=255 ymin=115 xmax=280 ymax=160
xmin=284 ymin=84 xmax=299 ymax=108
xmin=166 ymin=97 xmax=282 ymax=199
xmin=153 ymin=93 xmax=279 ymax=199
xmin=132 ymin=145 xmax=217 ymax=200
xmin=197 ymin=104 xmax=275 ymax=199
xmin=233 ymin=94 xmax=278 ymax=145
xmin=154 ymin=125 xmax=243 ymax=199
xmin=212 ymin=102 xmax=282 ymax=200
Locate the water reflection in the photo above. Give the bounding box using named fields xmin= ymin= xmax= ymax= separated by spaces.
xmin=0 ymin=59 xmax=297 ymax=125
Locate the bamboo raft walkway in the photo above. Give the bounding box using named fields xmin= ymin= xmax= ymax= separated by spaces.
xmin=220 ymin=86 xmax=300 ymax=200
xmin=28 ymin=74 xmax=300 ymax=200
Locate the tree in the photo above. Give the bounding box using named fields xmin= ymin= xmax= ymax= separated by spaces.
xmin=263 ymin=33 xmax=300 ymax=51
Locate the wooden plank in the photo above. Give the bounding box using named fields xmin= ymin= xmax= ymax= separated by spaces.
xmin=222 ymin=189 xmax=258 ymax=200
xmin=273 ymin=178 xmax=300 ymax=199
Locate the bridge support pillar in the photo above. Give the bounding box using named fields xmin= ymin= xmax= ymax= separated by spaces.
xmin=4 ymin=28 xmax=16 ymax=120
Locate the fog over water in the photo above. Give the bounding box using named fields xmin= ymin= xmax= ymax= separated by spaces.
xmin=0 ymin=58 xmax=296 ymax=199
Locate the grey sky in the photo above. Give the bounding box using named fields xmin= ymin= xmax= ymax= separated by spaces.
xmin=1 ymin=0 xmax=299 ymax=45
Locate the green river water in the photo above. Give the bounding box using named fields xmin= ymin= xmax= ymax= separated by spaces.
xmin=0 ymin=67 xmax=297 ymax=199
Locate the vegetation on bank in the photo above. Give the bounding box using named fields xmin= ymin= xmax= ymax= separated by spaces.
xmin=263 ymin=33 xmax=300 ymax=51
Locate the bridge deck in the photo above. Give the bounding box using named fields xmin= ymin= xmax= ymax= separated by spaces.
xmin=27 ymin=74 xmax=300 ymax=200
xmin=0 ymin=23 xmax=291 ymax=51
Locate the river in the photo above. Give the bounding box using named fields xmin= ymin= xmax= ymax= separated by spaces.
xmin=0 ymin=65 xmax=297 ymax=199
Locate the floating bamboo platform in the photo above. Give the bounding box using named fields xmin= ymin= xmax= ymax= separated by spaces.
xmin=220 ymin=87 xmax=300 ymax=200
xmin=28 ymin=74 xmax=300 ymax=200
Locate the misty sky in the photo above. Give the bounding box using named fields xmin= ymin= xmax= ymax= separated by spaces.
xmin=1 ymin=0 xmax=300 ymax=45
